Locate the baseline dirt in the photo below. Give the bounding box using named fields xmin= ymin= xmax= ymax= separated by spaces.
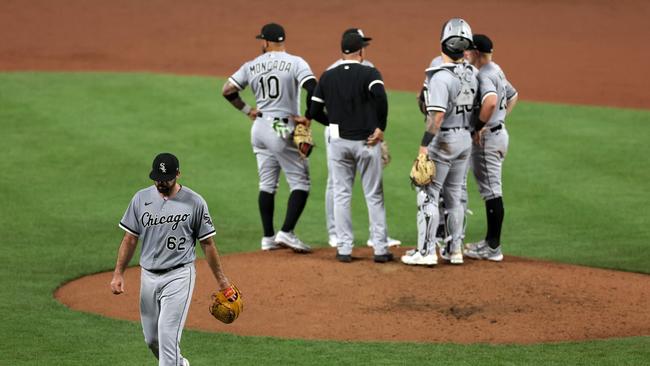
xmin=56 ymin=248 xmax=650 ymax=344
xmin=1 ymin=0 xmax=650 ymax=109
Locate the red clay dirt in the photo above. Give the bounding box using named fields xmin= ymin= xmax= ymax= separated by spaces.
xmin=5 ymin=0 xmax=649 ymax=344
xmin=56 ymin=248 xmax=650 ymax=344
xmin=1 ymin=0 xmax=649 ymax=109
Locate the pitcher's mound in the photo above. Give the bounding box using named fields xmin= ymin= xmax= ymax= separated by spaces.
xmin=55 ymin=247 xmax=650 ymax=344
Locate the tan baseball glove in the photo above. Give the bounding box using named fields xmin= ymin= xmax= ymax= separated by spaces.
xmin=293 ymin=123 xmax=314 ymax=158
xmin=381 ymin=141 xmax=391 ymax=167
xmin=209 ymin=284 xmax=243 ymax=324
xmin=410 ymin=153 xmax=436 ymax=186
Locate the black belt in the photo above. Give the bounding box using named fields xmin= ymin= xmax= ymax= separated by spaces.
xmin=490 ymin=123 xmax=503 ymax=132
xmin=257 ymin=112 xmax=289 ymax=123
xmin=145 ymin=262 xmax=188 ymax=275
xmin=440 ymin=127 xmax=468 ymax=132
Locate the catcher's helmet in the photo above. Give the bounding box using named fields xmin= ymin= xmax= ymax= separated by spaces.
xmin=440 ymin=18 xmax=473 ymax=60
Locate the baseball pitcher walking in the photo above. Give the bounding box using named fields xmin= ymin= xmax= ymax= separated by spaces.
xmin=464 ymin=34 xmax=519 ymax=261
xmin=222 ymin=23 xmax=317 ymax=253
xmin=110 ymin=153 xmax=235 ymax=366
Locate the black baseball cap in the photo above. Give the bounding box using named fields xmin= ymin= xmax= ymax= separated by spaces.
xmin=255 ymin=23 xmax=285 ymax=42
xmin=343 ymin=28 xmax=372 ymax=42
xmin=341 ymin=32 xmax=369 ymax=54
xmin=471 ymin=34 xmax=493 ymax=53
xmin=149 ymin=153 xmax=179 ymax=181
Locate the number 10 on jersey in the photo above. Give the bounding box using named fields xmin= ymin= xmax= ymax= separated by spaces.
xmin=258 ymin=75 xmax=279 ymax=99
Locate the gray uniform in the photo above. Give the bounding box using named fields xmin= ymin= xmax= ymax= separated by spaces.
xmin=119 ymin=185 xmax=216 ymax=366
xmin=324 ymin=59 xmax=374 ymax=238
xmin=471 ymin=61 xmax=518 ymax=200
xmin=417 ymin=62 xmax=478 ymax=256
xmin=229 ymin=51 xmax=316 ymax=194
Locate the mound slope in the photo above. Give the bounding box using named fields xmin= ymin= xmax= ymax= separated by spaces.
xmin=56 ymin=247 xmax=650 ymax=344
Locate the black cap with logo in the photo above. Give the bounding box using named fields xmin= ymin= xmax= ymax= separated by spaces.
xmin=343 ymin=28 xmax=372 ymax=42
xmin=341 ymin=32 xmax=370 ymax=54
xmin=255 ymin=23 xmax=286 ymax=42
xmin=471 ymin=34 xmax=493 ymax=53
xmin=149 ymin=153 xmax=179 ymax=181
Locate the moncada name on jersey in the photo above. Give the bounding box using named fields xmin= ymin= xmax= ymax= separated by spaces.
xmin=141 ymin=212 xmax=191 ymax=230
xmin=249 ymin=60 xmax=292 ymax=75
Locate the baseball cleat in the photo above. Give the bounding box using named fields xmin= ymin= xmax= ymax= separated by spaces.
xmin=183 ymin=358 xmax=190 ymax=366
xmin=374 ymin=252 xmax=394 ymax=263
xmin=366 ymin=237 xmax=402 ymax=247
xmin=449 ymin=251 xmax=464 ymax=264
xmin=401 ymin=249 xmax=437 ymax=266
xmin=464 ymin=239 xmax=485 ymax=252
xmin=275 ymin=231 xmax=312 ymax=253
xmin=464 ymin=242 xmax=504 ymax=262
xmin=328 ymin=235 xmax=338 ymax=248
xmin=261 ymin=236 xmax=281 ymax=251
xmin=336 ymin=252 xmax=352 ymax=263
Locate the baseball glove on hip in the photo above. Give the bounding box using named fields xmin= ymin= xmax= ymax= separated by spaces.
xmin=293 ymin=123 xmax=314 ymax=158
xmin=381 ymin=141 xmax=391 ymax=167
xmin=410 ymin=153 xmax=436 ymax=186
xmin=209 ymin=284 xmax=243 ymax=324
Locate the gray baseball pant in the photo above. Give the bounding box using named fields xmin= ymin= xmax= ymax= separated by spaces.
xmin=140 ymin=264 xmax=195 ymax=366
xmin=329 ymin=137 xmax=388 ymax=255
xmin=418 ymin=129 xmax=472 ymax=254
xmin=471 ymin=126 xmax=509 ymax=200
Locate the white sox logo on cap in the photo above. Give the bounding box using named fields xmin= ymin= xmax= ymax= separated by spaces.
xmin=160 ymin=163 xmax=167 ymax=173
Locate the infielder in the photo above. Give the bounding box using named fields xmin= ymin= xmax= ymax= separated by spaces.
xmin=463 ymin=34 xmax=519 ymax=261
xmin=323 ymin=28 xmax=401 ymax=249
xmin=402 ymin=18 xmax=477 ymax=266
xmin=222 ymin=23 xmax=316 ymax=253
xmin=110 ymin=153 xmax=234 ymax=366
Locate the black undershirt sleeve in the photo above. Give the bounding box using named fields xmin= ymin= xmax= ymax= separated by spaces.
xmin=308 ymin=77 xmax=329 ymax=125
xmin=302 ymin=78 xmax=316 ymax=118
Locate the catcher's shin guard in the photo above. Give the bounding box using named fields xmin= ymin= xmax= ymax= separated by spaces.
xmin=416 ymin=187 xmax=438 ymax=255
xmin=446 ymin=205 xmax=464 ymax=253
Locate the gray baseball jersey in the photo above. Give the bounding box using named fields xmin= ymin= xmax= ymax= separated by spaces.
xmin=229 ymin=51 xmax=315 ymax=117
xmin=426 ymin=62 xmax=479 ymax=129
xmin=119 ymin=185 xmax=216 ymax=271
xmin=477 ymin=61 xmax=518 ymax=128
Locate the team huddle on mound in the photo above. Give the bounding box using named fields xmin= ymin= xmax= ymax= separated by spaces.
xmin=222 ymin=18 xmax=518 ymax=266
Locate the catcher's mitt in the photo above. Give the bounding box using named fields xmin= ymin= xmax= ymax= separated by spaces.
xmin=209 ymin=284 xmax=243 ymax=324
xmin=293 ymin=123 xmax=314 ymax=158
xmin=381 ymin=141 xmax=391 ymax=167
xmin=410 ymin=153 xmax=436 ymax=186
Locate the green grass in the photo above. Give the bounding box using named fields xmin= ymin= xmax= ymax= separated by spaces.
xmin=0 ymin=72 xmax=648 ymax=365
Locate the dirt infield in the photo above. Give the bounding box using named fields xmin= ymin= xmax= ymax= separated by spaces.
xmin=6 ymin=0 xmax=649 ymax=344
xmin=56 ymin=247 xmax=650 ymax=344
xmin=1 ymin=0 xmax=650 ymax=109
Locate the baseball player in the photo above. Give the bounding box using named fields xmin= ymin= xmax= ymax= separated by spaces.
xmin=323 ymin=28 xmax=401 ymax=249
xmin=110 ymin=153 xmax=234 ymax=366
xmin=402 ymin=18 xmax=477 ymax=266
xmin=221 ymin=23 xmax=317 ymax=253
xmin=463 ymin=34 xmax=519 ymax=261
xmin=309 ymin=31 xmax=393 ymax=263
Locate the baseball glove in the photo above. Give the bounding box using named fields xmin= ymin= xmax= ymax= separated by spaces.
xmin=381 ymin=141 xmax=391 ymax=167
xmin=293 ymin=123 xmax=314 ymax=158
xmin=209 ymin=284 xmax=243 ymax=324
xmin=410 ymin=153 xmax=436 ymax=186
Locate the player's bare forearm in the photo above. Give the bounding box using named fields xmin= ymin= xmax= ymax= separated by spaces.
xmin=200 ymin=237 xmax=230 ymax=290
xmin=222 ymin=81 xmax=257 ymax=120
xmin=114 ymin=233 xmax=138 ymax=275
xmin=425 ymin=111 xmax=443 ymax=135
xmin=479 ymin=94 xmax=497 ymax=123
xmin=506 ymin=94 xmax=518 ymax=115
